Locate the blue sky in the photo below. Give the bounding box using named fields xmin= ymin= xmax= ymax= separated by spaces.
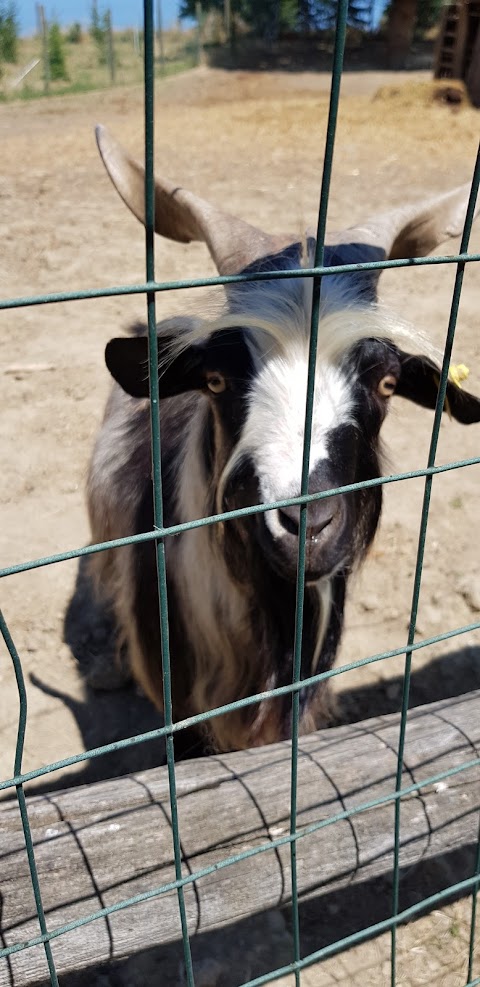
xmin=17 ymin=0 xmax=184 ymax=35
xmin=17 ymin=0 xmax=388 ymax=38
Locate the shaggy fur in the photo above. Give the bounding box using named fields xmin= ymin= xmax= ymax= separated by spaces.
xmin=82 ymin=138 xmax=480 ymax=753
xmin=87 ymin=288 xmax=414 ymax=751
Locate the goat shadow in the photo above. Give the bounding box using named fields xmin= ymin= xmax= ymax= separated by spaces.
xmin=24 ymin=552 xmax=480 ymax=796
xmin=27 ymin=555 xmax=203 ymax=797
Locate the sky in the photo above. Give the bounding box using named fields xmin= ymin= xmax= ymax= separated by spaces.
xmin=17 ymin=0 xmax=388 ymax=39
xmin=17 ymin=0 xmax=185 ymax=35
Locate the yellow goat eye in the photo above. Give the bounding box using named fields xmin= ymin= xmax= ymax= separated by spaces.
xmin=378 ymin=374 xmax=397 ymax=398
xmin=206 ymin=372 xmax=227 ymax=394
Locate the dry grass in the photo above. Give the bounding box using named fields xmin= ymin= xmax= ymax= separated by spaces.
xmin=0 ymin=27 xmax=197 ymax=99
xmin=373 ymin=78 xmax=471 ymax=109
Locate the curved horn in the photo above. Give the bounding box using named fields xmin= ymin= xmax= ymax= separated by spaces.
xmin=95 ymin=125 xmax=283 ymax=275
xmin=335 ymin=183 xmax=479 ymax=260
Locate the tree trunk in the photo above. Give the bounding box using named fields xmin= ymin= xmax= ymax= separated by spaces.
xmin=386 ymin=0 xmax=418 ymax=69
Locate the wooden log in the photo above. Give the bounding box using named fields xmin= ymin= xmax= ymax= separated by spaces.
xmin=1 ymin=691 xmax=479 ymax=985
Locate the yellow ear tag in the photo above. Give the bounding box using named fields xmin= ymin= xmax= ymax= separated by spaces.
xmin=448 ymin=363 xmax=470 ymax=388
xmin=435 ymin=363 xmax=470 ymax=420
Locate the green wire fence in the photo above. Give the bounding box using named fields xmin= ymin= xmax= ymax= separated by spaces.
xmin=1 ymin=0 xmax=480 ymax=984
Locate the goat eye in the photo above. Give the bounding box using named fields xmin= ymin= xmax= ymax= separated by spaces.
xmin=206 ymin=372 xmax=226 ymax=394
xmin=377 ymin=374 xmax=397 ymax=398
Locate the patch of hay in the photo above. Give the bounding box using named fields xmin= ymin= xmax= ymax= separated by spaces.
xmin=373 ymin=79 xmax=470 ymax=109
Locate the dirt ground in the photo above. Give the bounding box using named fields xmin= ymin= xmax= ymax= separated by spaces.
xmin=1 ymin=66 xmax=479 ymax=986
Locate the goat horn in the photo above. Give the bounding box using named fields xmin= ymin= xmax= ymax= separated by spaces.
xmin=336 ymin=183 xmax=479 ymax=260
xmin=95 ymin=125 xmax=284 ymax=276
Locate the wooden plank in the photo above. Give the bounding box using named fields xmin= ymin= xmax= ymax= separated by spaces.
xmin=433 ymin=4 xmax=453 ymax=78
xmin=9 ymin=59 xmax=41 ymax=89
xmin=466 ymin=25 xmax=480 ymax=106
xmin=1 ymin=691 xmax=479 ymax=986
xmin=452 ymin=2 xmax=469 ymax=78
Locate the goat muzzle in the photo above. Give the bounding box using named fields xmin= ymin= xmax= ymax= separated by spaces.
xmin=277 ymin=500 xmax=337 ymax=540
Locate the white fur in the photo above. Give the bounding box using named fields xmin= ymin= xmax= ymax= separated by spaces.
xmin=312 ymin=580 xmax=332 ymax=674
xmin=227 ymin=345 xmax=353 ymax=539
xmin=171 ymin=406 xmax=259 ymax=743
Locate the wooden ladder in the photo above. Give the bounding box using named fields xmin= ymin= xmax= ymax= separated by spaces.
xmin=434 ymin=1 xmax=468 ymax=79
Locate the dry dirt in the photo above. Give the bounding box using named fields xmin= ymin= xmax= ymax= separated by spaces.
xmin=1 ymin=66 xmax=479 ymax=986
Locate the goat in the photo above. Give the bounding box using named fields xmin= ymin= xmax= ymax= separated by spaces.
xmin=84 ymin=126 xmax=480 ymax=753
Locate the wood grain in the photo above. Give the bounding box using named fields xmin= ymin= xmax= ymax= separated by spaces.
xmin=1 ymin=690 xmax=479 ymax=986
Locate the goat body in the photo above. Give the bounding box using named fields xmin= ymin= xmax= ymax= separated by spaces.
xmin=84 ymin=128 xmax=480 ymax=752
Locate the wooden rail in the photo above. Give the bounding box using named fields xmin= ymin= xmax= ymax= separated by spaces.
xmin=1 ymin=690 xmax=479 ymax=985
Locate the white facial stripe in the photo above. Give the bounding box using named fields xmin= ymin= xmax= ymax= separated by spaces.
xmin=312 ymin=580 xmax=332 ymax=673
xmin=228 ymin=347 xmax=353 ymax=537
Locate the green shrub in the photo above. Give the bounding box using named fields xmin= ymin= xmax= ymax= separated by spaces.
xmin=48 ymin=22 xmax=69 ymax=80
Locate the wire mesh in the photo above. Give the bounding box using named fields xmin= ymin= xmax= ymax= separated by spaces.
xmin=1 ymin=1 xmax=479 ymax=985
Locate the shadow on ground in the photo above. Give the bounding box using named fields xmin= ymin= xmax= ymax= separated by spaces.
xmin=201 ymin=36 xmax=435 ymax=73
xmin=26 ymin=845 xmax=476 ymax=987
xmin=25 ymin=544 xmax=480 ymax=795
xmin=337 ymin=641 xmax=480 ymax=725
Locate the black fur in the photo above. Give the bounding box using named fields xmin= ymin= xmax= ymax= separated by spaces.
xmin=81 ymin=307 xmax=480 ymax=754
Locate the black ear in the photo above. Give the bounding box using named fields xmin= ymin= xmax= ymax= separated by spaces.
xmin=396 ymin=351 xmax=480 ymax=425
xmin=105 ymin=336 xmax=206 ymax=399
xmin=105 ymin=337 xmax=149 ymax=397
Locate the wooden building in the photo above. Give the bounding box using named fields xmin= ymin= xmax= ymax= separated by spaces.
xmin=434 ymin=0 xmax=480 ymax=106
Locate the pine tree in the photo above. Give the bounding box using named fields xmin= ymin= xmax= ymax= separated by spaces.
xmin=90 ymin=1 xmax=110 ymax=64
xmin=180 ymin=1 xmax=374 ymax=34
xmin=0 ymin=1 xmax=19 ymax=63
xmin=414 ymin=0 xmax=443 ymax=34
xmin=48 ymin=22 xmax=68 ymax=80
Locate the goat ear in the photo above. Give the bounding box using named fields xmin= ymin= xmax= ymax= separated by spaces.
xmin=396 ymin=351 xmax=480 ymax=424
xmin=105 ymin=337 xmax=150 ymax=398
xmin=338 ymin=183 xmax=479 ymax=261
xmin=105 ymin=336 xmax=207 ymax=399
xmin=96 ymin=125 xmax=287 ymax=275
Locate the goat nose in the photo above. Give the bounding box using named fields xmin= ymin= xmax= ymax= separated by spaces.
xmin=306 ymin=499 xmax=335 ymax=538
xmin=278 ymin=501 xmax=335 ymax=538
xmin=277 ymin=504 xmax=301 ymax=536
